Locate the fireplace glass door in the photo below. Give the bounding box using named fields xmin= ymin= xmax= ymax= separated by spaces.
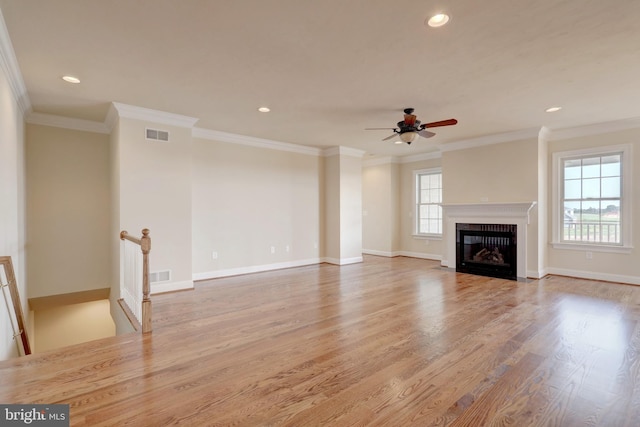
xmin=456 ymin=223 xmax=517 ymax=280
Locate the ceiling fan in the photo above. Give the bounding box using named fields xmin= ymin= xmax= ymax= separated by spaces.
xmin=365 ymin=108 xmax=458 ymax=144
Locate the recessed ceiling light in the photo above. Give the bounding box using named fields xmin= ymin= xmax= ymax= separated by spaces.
xmin=427 ymin=13 xmax=450 ymax=28
xmin=62 ymin=75 xmax=80 ymax=84
xmin=258 ymin=107 xmax=270 ymax=113
xmin=545 ymin=106 xmax=562 ymax=113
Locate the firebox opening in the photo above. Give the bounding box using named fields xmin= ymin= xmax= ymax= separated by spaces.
xmin=456 ymin=223 xmax=517 ymax=281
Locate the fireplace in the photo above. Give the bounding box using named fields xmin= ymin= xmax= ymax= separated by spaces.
xmin=442 ymin=202 xmax=536 ymax=280
xmin=456 ymin=223 xmax=517 ymax=280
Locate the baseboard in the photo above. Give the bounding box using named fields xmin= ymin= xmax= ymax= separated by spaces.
xmin=362 ymin=249 xmax=442 ymax=261
xmin=526 ymin=268 xmax=548 ymax=279
xmin=151 ymin=280 xmax=194 ymax=294
xmin=396 ymin=251 xmax=442 ymax=261
xmin=322 ymin=256 xmax=363 ymax=265
xmin=545 ymin=267 xmax=640 ymax=286
xmin=193 ymin=258 xmax=323 ymax=281
xmin=362 ymin=249 xmax=394 ymax=257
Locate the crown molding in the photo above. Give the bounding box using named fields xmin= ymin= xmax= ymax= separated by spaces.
xmin=111 ymin=102 xmax=199 ymax=128
xmin=438 ymin=128 xmax=540 ymax=153
xmin=323 ymin=146 xmax=366 ymax=158
xmin=26 ymin=112 xmax=110 ymax=134
xmin=193 ymin=127 xmax=323 ymax=156
xmin=399 ymin=150 xmax=442 ymax=164
xmin=0 ymin=9 xmax=31 ymax=114
xmin=545 ymin=116 xmax=640 ymax=141
xmin=362 ymin=156 xmax=399 ymax=167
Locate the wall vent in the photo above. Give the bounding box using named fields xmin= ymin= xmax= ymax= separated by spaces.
xmin=145 ymin=128 xmax=170 ymax=142
xmin=149 ymin=270 xmax=171 ymax=284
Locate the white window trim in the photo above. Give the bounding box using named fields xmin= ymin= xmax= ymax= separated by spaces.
xmin=551 ymin=143 xmax=633 ymax=253
xmin=413 ymin=167 xmax=443 ymax=238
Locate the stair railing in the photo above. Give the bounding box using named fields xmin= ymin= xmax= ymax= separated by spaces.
xmin=119 ymin=229 xmax=152 ymax=333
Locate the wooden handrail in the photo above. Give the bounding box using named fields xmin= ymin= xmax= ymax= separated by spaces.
xmin=120 ymin=228 xmax=152 ymax=333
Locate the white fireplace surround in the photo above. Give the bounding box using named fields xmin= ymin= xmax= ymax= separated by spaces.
xmin=441 ymin=202 xmax=537 ymax=279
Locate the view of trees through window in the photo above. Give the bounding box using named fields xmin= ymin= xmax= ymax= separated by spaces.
xmin=562 ymin=153 xmax=621 ymax=244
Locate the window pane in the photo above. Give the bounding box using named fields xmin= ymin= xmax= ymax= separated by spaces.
xmin=429 ymin=189 xmax=441 ymax=204
xmin=582 ymin=157 xmax=600 ymax=178
xmin=563 ymin=203 xmax=578 ymax=222
xmin=559 ymin=150 xmax=625 ymax=245
xmin=432 ymin=174 xmax=441 ymax=188
xmin=416 ymin=171 xmax=442 ymax=235
xmin=603 ymin=201 xmax=620 ymax=218
xmin=582 ymin=178 xmax=600 ymax=199
xmin=601 ymin=155 xmax=621 ymax=177
xmin=601 ymin=177 xmax=620 ymax=198
xmin=564 ymin=159 xmax=582 ymax=179
xmin=564 ymin=179 xmax=581 ymax=199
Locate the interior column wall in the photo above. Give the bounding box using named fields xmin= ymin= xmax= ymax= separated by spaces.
xmin=324 ymin=148 xmax=363 ymax=264
xmin=114 ymin=113 xmax=194 ymax=294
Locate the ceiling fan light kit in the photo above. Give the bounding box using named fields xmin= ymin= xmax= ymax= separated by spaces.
xmin=365 ymin=108 xmax=458 ymax=145
xmin=400 ymin=132 xmax=418 ymax=143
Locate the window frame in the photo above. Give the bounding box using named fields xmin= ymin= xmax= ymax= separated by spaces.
xmin=551 ymin=143 xmax=633 ymax=253
xmin=413 ymin=167 xmax=443 ymax=238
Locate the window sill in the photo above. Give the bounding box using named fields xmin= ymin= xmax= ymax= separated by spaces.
xmin=551 ymin=241 xmax=633 ymax=254
xmin=413 ymin=234 xmax=442 ymax=241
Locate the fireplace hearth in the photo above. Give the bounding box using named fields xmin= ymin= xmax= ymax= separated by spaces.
xmin=456 ymin=223 xmax=517 ymax=280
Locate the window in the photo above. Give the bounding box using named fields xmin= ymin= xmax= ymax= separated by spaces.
xmin=414 ymin=168 xmax=442 ymax=236
xmin=552 ymin=144 xmax=632 ymax=252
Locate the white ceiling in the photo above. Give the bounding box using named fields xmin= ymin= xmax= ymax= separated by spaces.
xmin=2 ymin=0 xmax=640 ymax=157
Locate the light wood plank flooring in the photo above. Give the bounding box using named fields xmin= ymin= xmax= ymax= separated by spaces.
xmin=1 ymin=255 xmax=639 ymax=426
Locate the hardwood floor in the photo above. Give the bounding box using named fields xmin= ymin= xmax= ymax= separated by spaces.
xmin=1 ymin=255 xmax=639 ymax=426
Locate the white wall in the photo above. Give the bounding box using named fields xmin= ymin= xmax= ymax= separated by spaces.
xmin=33 ymin=299 xmax=115 ymax=353
xmin=546 ymin=129 xmax=640 ymax=283
xmin=362 ymin=162 xmax=399 ymax=255
xmin=114 ymin=114 xmax=194 ymax=293
xmin=0 ymin=60 xmax=26 ymax=360
xmin=399 ymin=157 xmax=443 ymax=259
xmin=442 ymin=139 xmax=539 ymax=204
xmin=26 ymin=124 xmax=111 ymax=298
xmin=192 ymin=138 xmax=322 ymax=277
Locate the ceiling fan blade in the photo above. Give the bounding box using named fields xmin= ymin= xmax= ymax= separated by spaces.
xmin=421 ymin=118 xmax=458 ymax=129
xmin=382 ymin=133 xmax=398 ymax=141
xmin=418 ymin=129 xmax=436 ymax=138
xmin=365 ymin=127 xmax=396 ymax=130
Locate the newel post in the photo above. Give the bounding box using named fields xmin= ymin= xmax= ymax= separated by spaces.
xmin=141 ymin=228 xmax=152 ymax=333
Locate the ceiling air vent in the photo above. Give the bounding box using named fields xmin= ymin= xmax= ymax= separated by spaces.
xmin=149 ymin=270 xmax=171 ymax=284
xmin=145 ymin=128 xmax=170 ymax=142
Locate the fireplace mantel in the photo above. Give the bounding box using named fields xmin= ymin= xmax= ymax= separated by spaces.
xmin=441 ymin=202 xmax=536 ymax=279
